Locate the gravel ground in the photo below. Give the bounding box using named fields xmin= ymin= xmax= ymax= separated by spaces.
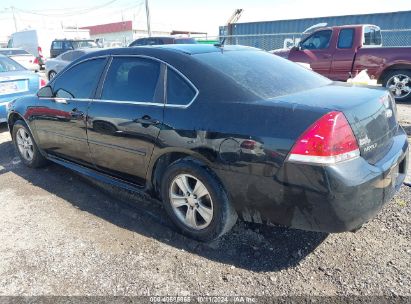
xmin=0 ymin=105 xmax=410 ymax=297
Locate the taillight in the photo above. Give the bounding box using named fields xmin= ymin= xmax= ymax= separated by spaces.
xmin=240 ymin=140 xmax=256 ymax=150
xmin=288 ymin=111 xmax=360 ymax=164
xmin=39 ymin=78 xmax=47 ymax=88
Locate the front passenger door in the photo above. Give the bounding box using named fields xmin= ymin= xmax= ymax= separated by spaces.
xmin=34 ymin=57 xmax=107 ymax=165
xmin=87 ymin=56 xmax=165 ymax=185
xmin=288 ymin=30 xmax=333 ymax=77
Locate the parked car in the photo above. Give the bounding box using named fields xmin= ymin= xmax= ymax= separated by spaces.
xmin=46 ymin=48 xmax=98 ymax=80
xmin=271 ymin=24 xmax=411 ymax=101
xmin=50 ymin=39 xmax=98 ymax=58
xmin=7 ymin=45 xmax=408 ymax=241
xmin=129 ymin=36 xmax=197 ymax=47
xmin=0 ymin=55 xmax=46 ymax=123
xmin=0 ymin=48 xmax=39 ymax=71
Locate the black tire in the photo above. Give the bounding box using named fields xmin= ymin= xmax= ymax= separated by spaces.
xmin=48 ymin=70 xmax=57 ymax=80
xmin=161 ymin=158 xmax=237 ymax=242
xmin=382 ymin=69 xmax=411 ymax=102
xmin=12 ymin=120 xmax=48 ymax=168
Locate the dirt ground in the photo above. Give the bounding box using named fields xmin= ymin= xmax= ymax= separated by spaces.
xmin=0 ymin=104 xmax=410 ymax=297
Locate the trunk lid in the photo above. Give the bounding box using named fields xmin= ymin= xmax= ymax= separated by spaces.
xmin=272 ymin=82 xmax=398 ymax=164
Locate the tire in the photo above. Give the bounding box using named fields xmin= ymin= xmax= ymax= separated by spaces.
xmin=12 ymin=120 xmax=48 ymax=168
xmin=161 ymin=158 xmax=237 ymax=242
xmin=48 ymin=70 xmax=57 ymax=80
xmin=382 ymin=69 xmax=411 ymax=102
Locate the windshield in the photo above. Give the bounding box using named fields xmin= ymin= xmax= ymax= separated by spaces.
xmin=0 ymin=56 xmax=26 ymax=72
xmin=194 ymin=49 xmax=331 ymax=100
xmin=0 ymin=49 xmax=31 ymax=56
xmin=72 ymin=41 xmax=98 ymax=49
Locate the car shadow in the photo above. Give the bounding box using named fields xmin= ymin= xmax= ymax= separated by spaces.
xmin=0 ymin=139 xmax=328 ymax=272
xmin=0 ymin=123 xmax=8 ymax=133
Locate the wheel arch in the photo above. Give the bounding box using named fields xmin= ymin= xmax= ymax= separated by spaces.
xmin=148 ymin=149 xmax=221 ymax=199
xmin=378 ymin=64 xmax=411 ymax=84
xmin=7 ymin=111 xmax=25 ymax=135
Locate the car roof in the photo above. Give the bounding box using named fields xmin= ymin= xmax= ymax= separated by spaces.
xmin=125 ymin=44 xmax=258 ymax=55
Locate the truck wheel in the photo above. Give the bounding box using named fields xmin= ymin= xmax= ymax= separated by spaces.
xmin=382 ymin=70 xmax=411 ymax=102
xmin=161 ymin=158 xmax=237 ymax=242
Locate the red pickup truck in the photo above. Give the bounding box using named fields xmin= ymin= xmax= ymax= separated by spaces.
xmin=272 ymin=24 xmax=411 ymax=101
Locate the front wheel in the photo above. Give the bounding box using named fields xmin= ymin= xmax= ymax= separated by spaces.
xmin=383 ymin=70 xmax=411 ymax=102
xmin=161 ymin=159 xmax=237 ymax=242
xmin=12 ymin=120 xmax=48 ymax=168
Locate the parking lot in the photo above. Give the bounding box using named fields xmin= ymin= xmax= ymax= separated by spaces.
xmin=0 ymin=104 xmax=409 ymax=297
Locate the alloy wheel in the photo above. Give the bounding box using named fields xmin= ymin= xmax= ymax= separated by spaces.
xmin=16 ymin=128 xmax=34 ymax=162
xmin=387 ymin=74 xmax=411 ymax=99
xmin=169 ymin=174 xmax=214 ymax=230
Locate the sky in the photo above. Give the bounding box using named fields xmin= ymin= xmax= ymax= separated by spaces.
xmin=1 ymin=0 xmax=411 ymax=38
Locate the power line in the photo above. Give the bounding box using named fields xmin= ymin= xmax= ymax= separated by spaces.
xmin=14 ymin=0 xmax=121 ymax=17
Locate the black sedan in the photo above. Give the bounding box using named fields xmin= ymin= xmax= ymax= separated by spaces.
xmin=7 ymin=45 xmax=408 ymax=241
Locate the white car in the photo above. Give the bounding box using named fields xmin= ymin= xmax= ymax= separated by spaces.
xmin=0 ymin=48 xmax=39 ymax=71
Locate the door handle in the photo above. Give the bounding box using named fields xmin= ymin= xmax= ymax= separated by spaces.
xmin=70 ymin=108 xmax=84 ymax=119
xmin=134 ymin=115 xmax=160 ymax=125
xmin=54 ymin=98 xmax=68 ymax=104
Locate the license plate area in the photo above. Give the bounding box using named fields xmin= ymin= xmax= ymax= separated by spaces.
xmin=0 ymin=80 xmax=28 ymax=95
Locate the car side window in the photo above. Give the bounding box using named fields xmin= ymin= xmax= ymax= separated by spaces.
xmin=166 ymin=68 xmax=196 ymax=105
xmin=61 ymin=52 xmax=73 ymax=61
xmin=363 ymin=26 xmax=382 ymax=46
xmin=63 ymin=41 xmax=73 ymax=50
xmin=53 ymin=58 xmax=106 ymax=99
xmin=337 ymin=29 xmax=355 ymax=49
xmin=101 ymin=57 xmax=162 ymax=103
xmin=52 ymin=41 xmax=63 ymax=50
xmin=301 ymin=30 xmax=332 ymax=50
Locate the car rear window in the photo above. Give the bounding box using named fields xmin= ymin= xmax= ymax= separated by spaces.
xmin=167 ymin=68 xmax=197 ymax=105
xmin=0 ymin=56 xmax=26 ymax=72
xmin=194 ymin=50 xmax=331 ymax=100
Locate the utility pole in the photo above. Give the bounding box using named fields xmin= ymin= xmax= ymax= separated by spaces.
xmin=145 ymin=0 xmax=152 ymax=37
xmin=7 ymin=6 xmax=18 ymax=32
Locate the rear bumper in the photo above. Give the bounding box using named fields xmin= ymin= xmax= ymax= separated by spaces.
xmin=276 ymin=127 xmax=408 ymax=232
xmin=216 ymin=127 xmax=408 ymax=233
xmin=0 ymin=102 xmax=7 ymax=123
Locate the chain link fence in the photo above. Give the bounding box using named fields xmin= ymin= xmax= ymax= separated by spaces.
xmin=207 ymin=29 xmax=411 ymax=51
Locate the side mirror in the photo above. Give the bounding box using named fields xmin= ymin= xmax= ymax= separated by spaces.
xmin=291 ymin=44 xmax=301 ymax=51
xmin=37 ymin=85 xmax=54 ymax=98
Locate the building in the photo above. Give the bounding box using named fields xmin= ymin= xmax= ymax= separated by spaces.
xmin=219 ymin=10 xmax=411 ymax=51
xmin=81 ymin=21 xmax=169 ymax=47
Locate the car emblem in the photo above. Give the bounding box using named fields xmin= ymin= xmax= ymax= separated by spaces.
xmin=359 ymin=135 xmax=371 ymax=146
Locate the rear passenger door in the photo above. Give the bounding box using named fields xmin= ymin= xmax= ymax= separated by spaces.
xmin=330 ymin=28 xmax=357 ymax=81
xmin=87 ymin=56 xmax=165 ymax=185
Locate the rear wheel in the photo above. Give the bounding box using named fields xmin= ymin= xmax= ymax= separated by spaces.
xmin=161 ymin=159 xmax=237 ymax=242
xmin=48 ymin=70 xmax=57 ymax=80
xmin=12 ymin=120 xmax=48 ymax=168
xmin=382 ymin=70 xmax=411 ymax=102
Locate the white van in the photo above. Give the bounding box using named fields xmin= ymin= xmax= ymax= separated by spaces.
xmin=8 ymin=28 xmax=90 ymax=69
xmin=8 ymin=29 xmax=57 ymax=68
